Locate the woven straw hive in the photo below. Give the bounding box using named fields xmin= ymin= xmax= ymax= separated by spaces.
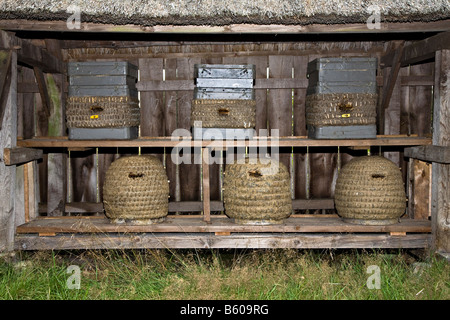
xmin=103 ymin=155 xmax=169 ymax=224
xmin=223 ymin=157 xmax=292 ymax=225
xmin=334 ymin=156 xmax=406 ymax=225
xmin=305 ymin=93 xmax=377 ymax=127
xmin=66 ymin=96 xmax=140 ymax=128
xmin=191 ymin=99 xmax=256 ymax=128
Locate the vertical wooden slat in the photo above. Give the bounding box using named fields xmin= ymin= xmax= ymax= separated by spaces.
xmin=293 ymin=55 xmax=308 ymax=200
xmin=46 ymin=73 xmax=66 ymax=216
xmin=202 ymin=147 xmax=210 ymax=223
xmin=0 ymin=50 xmax=17 ymax=251
xmin=267 ymin=55 xmax=294 ymax=172
xmin=139 ymin=58 xmax=165 ymax=138
xmin=382 ymin=65 xmax=402 ymax=166
xmin=200 ymin=56 xmax=223 ymax=202
xmin=176 ymin=57 xmax=201 ymax=201
xmin=412 ymin=160 xmax=431 ymax=219
xmin=431 ymin=49 xmax=450 ymax=253
xmin=164 ymin=58 xmax=178 ymax=201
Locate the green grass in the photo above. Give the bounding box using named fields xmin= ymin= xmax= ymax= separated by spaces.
xmin=0 ymin=249 xmax=448 ymax=300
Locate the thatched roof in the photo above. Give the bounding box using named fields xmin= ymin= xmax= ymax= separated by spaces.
xmin=0 ymin=0 xmax=449 ymax=26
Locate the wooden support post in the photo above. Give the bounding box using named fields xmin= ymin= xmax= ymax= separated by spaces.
xmin=0 ymin=50 xmax=12 ymax=130
xmin=46 ymin=73 xmax=66 ymax=217
xmin=431 ymin=49 xmax=450 ymax=255
xmin=0 ymin=50 xmax=17 ymax=251
xmin=202 ymin=147 xmax=211 ymax=223
xmin=379 ymin=41 xmax=405 ymax=134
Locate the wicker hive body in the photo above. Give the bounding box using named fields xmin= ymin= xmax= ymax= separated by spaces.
xmin=223 ymin=157 xmax=292 ymax=225
xmin=66 ymin=61 xmax=140 ymax=130
xmin=305 ymin=57 xmax=378 ymax=139
xmin=103 ymin=155 xmax=169 ymax=225
xmin=334 ymin=156 xmax=406 ymax=225
xmin=191 ymin=64 xmax=256 ymax=131
xmin=190 ymin=99 xmax=256 ymax=128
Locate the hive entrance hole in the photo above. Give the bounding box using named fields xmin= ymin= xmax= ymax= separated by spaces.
xmin=218 ymin=108 xmax=230 ymax=116
xmin=248 ymin=169 xmax=263 ymax=178
xmin=371 ymin=173 xmax=385 ymax=179
xmin=90 ymin=105 xmax=104 ymax=113
xmin=129 ymin=172 xmax=145 ymax=179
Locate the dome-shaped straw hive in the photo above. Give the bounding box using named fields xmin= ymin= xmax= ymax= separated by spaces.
xmin=223 ymin=157 xmax=292 ymax=225
xmin=103 ymin=155 xmax=169 ymax=224
xmin=334 ymin=155 xmax=406 ymax=225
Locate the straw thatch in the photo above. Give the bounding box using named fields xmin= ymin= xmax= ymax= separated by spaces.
xmin=0 ymin=0 xmax=449 ymax=26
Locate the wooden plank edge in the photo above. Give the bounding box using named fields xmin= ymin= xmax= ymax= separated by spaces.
xmin=3 ymin=147 xmax=43 ymax=165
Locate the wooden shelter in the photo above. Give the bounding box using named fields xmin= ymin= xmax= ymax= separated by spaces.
xmin=0 ymin=1 xmax=449 ymax=258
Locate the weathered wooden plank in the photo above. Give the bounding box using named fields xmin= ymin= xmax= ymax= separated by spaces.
xmin=15 ymin=216 xmax=431 ymax=235
xmin=176 ymin=57 xmax=201 ymax=201
xmin=380 ymin=41 xmax=405 ymax=118
xmin=3 ymin=147 xmax=43 ymax=165
xmin=202 ymin=148 xmax=211 ymax=223
xmin=412 ymin=160 xmax=431 ymax=220
xmin=138 ymin=58 xmax=165 ymax=137
xmin=32 ymin=67 xmax=50 ymax=117
xmin=0 ymin=50 xmax=12 ymax=131
xmin=0 ymin=30 xmax=64 ymax=74
xmin=267 ymin=55 xmax=294 ymax=175
xmin=16 ymin=135 xmax=432 ymax=148
xmin=0 ymin=50 xmax=16 ymax=251
xmin=405 ymin=145 xmax=450 ymax=164
xmin=431 ymin=50 xmax=450 ymax=253
xmin=14 ymin=233 xmax=432 ymax=250
xmin=3 ymin=18 xmax=450 ymax=34
xmin=46 ymin=72 xmax=66 ymax=217
xmin=293 ymin=56 xmax=308 ymax=200
xmin=382 ymin=31 xmax=450 ymax=68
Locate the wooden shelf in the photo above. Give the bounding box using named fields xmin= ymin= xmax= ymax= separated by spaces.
xmin=17 ymin=215 xmax=431 ymax=235
xmin=16 ymin=135 xmax=432 ymax=149
xmin=14 ymin=215 xmax=432 ymax=250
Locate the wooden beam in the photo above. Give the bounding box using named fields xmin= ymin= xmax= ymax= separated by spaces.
xmin=405 ymin=145 xmax=450 ymax=164
xmin=14 ymin=233 xmax=431 ymax=250
xmin=33 ymin=67 xmax=51 ymax=117
xmin=381 ymin=31 xmax=450 ymax=68
xmin=1 ymin=19 xmax=450 ymax=34
xmin=431 ymin=49 xmax=450 ymax=254
xmin=0 ymin=50 xmax=12 ymax=130
xmin=15 ymin=135 xmax=432 ymax=148
xmin=0 ymin=30 xmax=64 ymax=74
xmin=3 ymin=147 xmax=43 ymax=166
xmin=16 ymin=216 xmax=431 ymax=234
xmin=380 ymin=41 xmax=405 ymax=113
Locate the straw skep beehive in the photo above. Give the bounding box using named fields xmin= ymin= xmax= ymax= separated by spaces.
xmin=103 ymin=155 xmax=169 ymax=224
xmin=223 ymin=157 xmax=292 ymax=225
xmin=334 ymin=156 xmax=406 ymax=225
